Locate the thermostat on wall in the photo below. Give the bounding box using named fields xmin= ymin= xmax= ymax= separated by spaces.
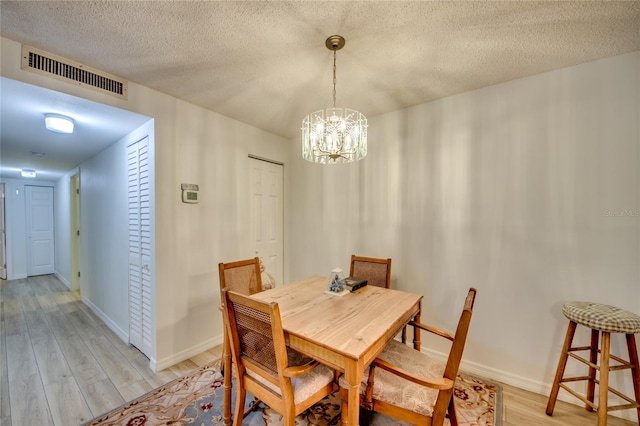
xmin=181 ymin=183 xmax=199 ymax=204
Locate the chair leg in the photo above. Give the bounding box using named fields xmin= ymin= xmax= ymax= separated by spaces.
xmin=413 ymin=302 xmax=422 ymax=351
xmin=626 ymin=334 xmax=640 ymax=424
xmin=283 ymin=409 xmax=296 ymax=426
xmin=597 ymin=332 xmax=610 ymax=426
xmin=586 ymin=328 xmax=600 ymax=412
xmin=448 ymin=394 xmax=458 ymax=426
xmin=547 ymin=321 xmax=577 ymax=415
xmin=233 ymin=381 xmax=247 ymax=426
xmin=222 ymin=330 xmax=233 ymax=426
xmin=432 ymin=390 xmax=452 ymax=425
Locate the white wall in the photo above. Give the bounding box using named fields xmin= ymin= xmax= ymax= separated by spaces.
xmin=0 ymin=178 xmax=55 ymax=280
xmin=155 ymin=99 xmax=290 ymax=368
xmin=79 ymin=122 xmax=153 ymax=344
xmin=289 ymin=51 xmax=639 ymax=414
xmin=53 ymin=167 xmax=79 ymax=288
xmin=1 ymin=36 xmax=291 ymax=369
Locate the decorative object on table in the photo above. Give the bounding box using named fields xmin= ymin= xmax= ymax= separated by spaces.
xmin=257 ymin=253 xmax=276 ymax=290
xmin=328 ymin=267 xmax=345 ymax=291
xmin=343 ymin=276 xmax=367 ymax=292
xmin=546 ymin=301 xmax=640 ymax=426
xmin=325 ymin=267 xmax=349 ymax=296
xmin=301 ymin=35 xmax=368 ymax=164
xmin=81 ymin=360 xmax=501 ymax=426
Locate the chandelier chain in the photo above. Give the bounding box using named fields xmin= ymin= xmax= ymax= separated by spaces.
xmin=332 ymin=49 xmax=337 ymax=109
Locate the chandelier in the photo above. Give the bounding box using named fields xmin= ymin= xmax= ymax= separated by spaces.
xmin=301 ymin=35 xmax=367 ymax=164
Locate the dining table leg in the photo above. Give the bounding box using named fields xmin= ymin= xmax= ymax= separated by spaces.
xmin=340 ymin=363 xmax=361 ymax=426
xmin=222 ymin=329 xmax=232 ymax=426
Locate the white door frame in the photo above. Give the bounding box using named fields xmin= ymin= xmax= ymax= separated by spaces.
xmin=70 ymin=174 xmax=81 ymax=291
xmin=249 ymin=156 xmax=284 ymax=287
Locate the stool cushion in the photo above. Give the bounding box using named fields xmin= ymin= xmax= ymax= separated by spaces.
xmin=562 ymin=302 xmax=640 ymax=334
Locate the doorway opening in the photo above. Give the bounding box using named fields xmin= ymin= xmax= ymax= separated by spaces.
xmin=1 ymin=183 xmax=6 ymax=280
xmin=70 ymin=174 xmax=81 ymax=291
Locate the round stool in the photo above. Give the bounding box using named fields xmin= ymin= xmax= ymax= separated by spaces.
xmin=546 ymin=302 xmax=640 ymax=425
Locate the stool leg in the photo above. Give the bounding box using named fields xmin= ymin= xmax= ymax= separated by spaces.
xmin=586 ymin=328 xmax=600 ymax=412
xmin=626 ymin=333 xmax=640 ymax=423
xmin=547 ymin=321 xmax=577 ymax=415
xmin=598 ymin=332 xmax=610 ymax=426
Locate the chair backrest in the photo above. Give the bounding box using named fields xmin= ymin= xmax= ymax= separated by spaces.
xmin=222 ymin=288 xmax=287 ymax=384
xmin=350 ymin=255 xmax=392 ymax=288
xmin=443 ymin=287 xmax=477 ymax=382
xmin=218 ymin=257 xmax=263 ymax=295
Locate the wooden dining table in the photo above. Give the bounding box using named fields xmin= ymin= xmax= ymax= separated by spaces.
xmin=222 ymin=274 xmax=422 ymax=426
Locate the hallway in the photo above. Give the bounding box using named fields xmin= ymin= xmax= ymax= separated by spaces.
xmin=0 ymin=275 xmax=219 ymax=426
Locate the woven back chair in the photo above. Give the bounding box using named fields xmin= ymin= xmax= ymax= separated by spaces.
xmin=349 ymin=255 xmax=392 ymax=288
xmin=339 ymin=288 xmax=477 ymax=426
xmin=222 ymin=289 xmax=337 ymax=426
xmin=219 ymin=257 xmax=263 ymax=296
xmin=217 ymin=257 xmax=264 ymax=423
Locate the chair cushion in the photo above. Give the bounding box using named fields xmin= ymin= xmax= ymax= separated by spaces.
xmin=562 ymin=302 xmax=640 ymax=334
xmin=339 ymin=340 xmax=445 ymax=417
xmin=247 ymin=349 xmax=335 ymax=404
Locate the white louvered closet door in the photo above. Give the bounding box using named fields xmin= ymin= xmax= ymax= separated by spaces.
xmin=127 ymin=136 xmax=153 ymax=358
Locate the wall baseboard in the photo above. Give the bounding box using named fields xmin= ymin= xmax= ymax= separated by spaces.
xmin=421 ymin=346 xmax=634 ymax=422
xmin=82 ymin=296 xmax=129 ymax=344
xmin=55 ymin=272 xmax=71 ymax=290
xmin=10 ymin=273 xmax=27 ymax=280
xmin=154 ymin=335 xmax=224 ymax=372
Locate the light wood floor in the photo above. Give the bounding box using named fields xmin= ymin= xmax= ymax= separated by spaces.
xmin=0 ymin=275 xmax=637 ymax=426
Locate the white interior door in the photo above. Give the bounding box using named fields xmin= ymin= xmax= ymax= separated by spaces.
xmin=0 ymin=183 xmax=6 ymax=280
xmin=249 ymin=157 xmax=283 ymax=286
xmin=127 ymin=136 xmax=153 ymax=357
xmin=26 ymin=186 xmax=55 ymax=276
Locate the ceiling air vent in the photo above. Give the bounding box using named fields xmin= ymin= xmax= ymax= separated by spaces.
xmin=21 ymin=44 xmax=128 ymax=100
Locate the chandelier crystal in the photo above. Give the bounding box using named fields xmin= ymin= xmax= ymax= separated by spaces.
xmin=302 ymin=35 xmax=367 ymax=164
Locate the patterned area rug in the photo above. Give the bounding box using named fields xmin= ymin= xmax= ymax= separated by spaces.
xmin=83 ymin=360 xmax=502 ymax=426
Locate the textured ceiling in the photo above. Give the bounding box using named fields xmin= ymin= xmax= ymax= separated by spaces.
xmin=1 ymin=1 xmax=639 ymax=178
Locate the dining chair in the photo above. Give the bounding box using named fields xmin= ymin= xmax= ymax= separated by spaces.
xmin=339 ymin=287 xmax=477 ymax=426
xmin=219 ymin=257 xmax=263 ymax=296
xmin=350 ymin=254 xmax=413 ymax=344
xmin=349 ymin=255 xmax=392 ymax=288
xmin=221 ymin=288 xmax=337 ymax=426
xmin=218 ymin=257 xmax=264 ymax=422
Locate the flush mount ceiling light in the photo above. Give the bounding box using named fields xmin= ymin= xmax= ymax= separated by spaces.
xmin=301 ymin=35 xmax=367 ymax=164
xmin=21 ymin=169 xmax=37 ymax=178
xmin=45 ymin=113 xmax=74 ymax=133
